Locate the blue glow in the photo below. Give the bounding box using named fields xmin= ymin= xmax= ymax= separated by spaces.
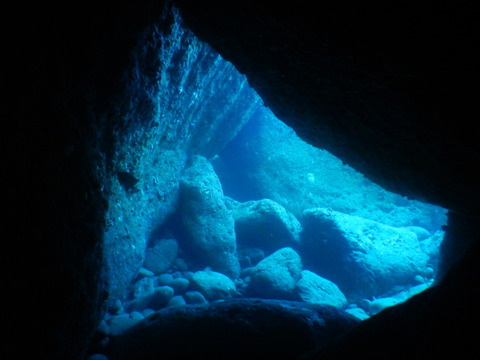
xmin=102 ymin=13 xmax=447 ymax=340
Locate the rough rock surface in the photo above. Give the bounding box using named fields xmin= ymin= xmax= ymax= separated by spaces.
xmin=232 ymin=198 xmax=302 ymax=254
xmin=107 ymin=298 xmax=359 ymax=360
xmin=295 ymin=270 xmax=347 ymax=308
xmin=247 ymin=247 xmax=302 ymax=300
xmin=302 ymin=208 xmax=430 ymax=299
xmin=179 ymin=155 xmax=240 ymax=278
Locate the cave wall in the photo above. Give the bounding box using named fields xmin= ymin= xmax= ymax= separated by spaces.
xmin=6 ymin=1 xmax=479 ymax=359
xmin=6 ymin=2 xmax=164 ymax=359
xmin=103 ymin=7 xmax=261 ymax=304
xmin=6 ymin=2 xmax=263 ymax=357
xmin=176 ymin=0 xmax=479 ymax=218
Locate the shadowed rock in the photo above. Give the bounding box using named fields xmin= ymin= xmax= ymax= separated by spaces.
xmin=107 ymin=298 xmax=359 ymax=360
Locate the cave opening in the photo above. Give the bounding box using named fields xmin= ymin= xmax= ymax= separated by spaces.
xmin=95 ymin=7 xmax=448 ymax=359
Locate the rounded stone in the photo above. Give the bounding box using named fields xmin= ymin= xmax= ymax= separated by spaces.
xmin=170 ymin=277 xmax=190 ymax=294
xmin=192 ymin=270 xmax=237 ymax=301
xmin=168 ymin=295 xmax=187 ymax=307
xmin=184 ymin=291 xmax=208 ymax=305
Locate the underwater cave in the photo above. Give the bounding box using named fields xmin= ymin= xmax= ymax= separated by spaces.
xmin=6 ymin=1 xmax=479 ymax=360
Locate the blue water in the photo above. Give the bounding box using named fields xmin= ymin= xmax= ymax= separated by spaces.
xmin=102 ymin=9 xmax=447 ymax=342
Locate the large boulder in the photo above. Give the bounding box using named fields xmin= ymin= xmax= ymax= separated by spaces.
xmin=232 ymin=198 xmax=302 ymax=254
xmin=295 ymin=270 xmax=347 ymax=308
xmin=179 ymin=155 xmax=240 ymax=278
xmin=247 ymin=247 xmax=302 ymax=300
xmin=107 ymin=298 xmax=359 ymax=360
xmin=301 ymin=208 xmax=431 ymax=300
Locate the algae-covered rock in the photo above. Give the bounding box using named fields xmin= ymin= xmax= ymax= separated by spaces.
xmin=179 ymin=155 xmax=240 ymax=278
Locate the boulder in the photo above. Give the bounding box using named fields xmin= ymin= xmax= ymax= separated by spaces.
xmin=301 ymin=208 xmax=431 ymax=300
xmin=295 ymin=270 xmax=347 ymax=308
xmin=232 ymin=199 xmax=302 ymax=254
xmin=142 ymin=239 xmax=178 ymax=275
xmin=191 ymin=270 xmax=237 ymax=301
xmin=247 ymin=247 xmax=302 ymax=300
xmin=179 ymin=155 xmax=240 ymax=278
xmin=107 ymin=299 xmax=359 ymax=360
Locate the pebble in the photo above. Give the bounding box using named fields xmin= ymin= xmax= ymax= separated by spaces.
xmin=184 ymin=291 xmax=208 ymax=305
xmin=182 ymin=271 xmax=195 ymax=281
xmin=136 ymin=267 xmax=154 ymax=280
xmin=168 ymin=295 xmax=186 ymax=307
xmin=170 ymin=277 xmax=190 ymax=294
xmin=157 ymin=273 xmax=174 ymax=286
xmin=149 ymin=286 xmax=174 ymax=310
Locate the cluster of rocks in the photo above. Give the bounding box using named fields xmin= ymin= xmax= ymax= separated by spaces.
xmin=91 ymin=154 xmax=442 ymax=358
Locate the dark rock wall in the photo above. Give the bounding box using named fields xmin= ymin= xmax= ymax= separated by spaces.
xmin=6 ymin=1 xmax=261 ymax=359
xmin=6 ymin=1 xmax=479 ymax=359
xmin=176 ymin=0 xmax=479 ymax=218
xmin=5 ymin=3 xmax=172 ymax=358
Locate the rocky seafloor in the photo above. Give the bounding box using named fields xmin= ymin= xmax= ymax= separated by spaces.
xmin=88 ymin=152 xmax=445 ymax=359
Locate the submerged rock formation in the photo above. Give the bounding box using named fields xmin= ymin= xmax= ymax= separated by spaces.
xmin=302 ymin=208 xmax=431 ymax=299
xmin=179 ymin=155 xmax=240 ymax=278
xmin=8 ymin=1 xmax=478 ymax=359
